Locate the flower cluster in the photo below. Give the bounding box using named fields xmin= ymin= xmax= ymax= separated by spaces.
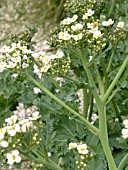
xmin=68 ymin=142 xmax=93 ymax=169
xmin=0 ymin=39 xmax=71 ymax=78
xmin=0 ymin=103 xmax=42 ymax=167
xmin=49 ymin=0 xmax=125 ymax=55
xmin=32 ymin=49 xmax=68 ymax=78
xmin=121 ymin=119 xmax=128 ymax=139
xmin=68 ymin=142 xmax=89 ymax=155
xmin=0 ymin=41 xmax=33 ymax=72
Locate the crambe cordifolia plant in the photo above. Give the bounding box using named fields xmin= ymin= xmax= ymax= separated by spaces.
xmin=0 ymin=0 xmax=128 ymax=169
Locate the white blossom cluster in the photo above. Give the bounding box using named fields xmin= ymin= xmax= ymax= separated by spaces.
xmin=0 ymin=42 xmax=33 ymax=72
xmin=121 ymin=119 xmax=128 ymax=139
xmin=59 ymin=9 xmax=95 ymax=41
xmin=13 ymin=103 xmax=40 ymax=121
xmin=0 ymin=41 xmax=65 ymax=79
xmin=68 ymin=142 xmax=89 ymax=155
xmin=57 ymin=8 xmax=124 ymax=44
xmin=0 ymin=103 xmax=41 ymax=166
xmin=68 ymin=142 xmax=92 ymax=169
xmin=32 ymin=49 xmax=64 ymax=79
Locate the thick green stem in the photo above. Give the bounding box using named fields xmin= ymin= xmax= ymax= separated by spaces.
xmin=26 ymin=73 xmax=99 ymax=135
xmin=89 ymin=94 xmax=93 ymax=121
xmin=107 ymin=50 xmax=115 ymax=73
xmin=102 ymin=56 xmax=128 ymax=104
xmin=118 ymin=153 xmax=128 ymax=170
xmin=100 ymin=57 xmax=122 ymax=122
xmin=81 ymin=54 xmax=117 ymax=170
xmin=82 ymin=88 xmax=90 ymax=118
xmin=94 ymin=63 xmax=104 ymax=97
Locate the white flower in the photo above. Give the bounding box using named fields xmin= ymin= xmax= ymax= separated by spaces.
xmin=7 ymin=123 xmax=20 ymax=136
xmin=34 ymin=64 xmax=40 ymax=73
xmin=102 ymin=19 xmax=114 ymax=26
xmin=29 ymin=111 xmax=40 ymax=120
xmin=6 ymin=61 xmax=16 ymax=68
xmin=58 ymin=31 xmax=71 ymax=40
xmin=33 ymin=87 xmax=41 ymax=94
xmin=11 ymin=56 xmax=21 ymax=63
xmin=48 ymin=152 xmax=52 ymax=157
xmin=68 ymin=142 xmax=77 ymax=149
xmin=123 ymin=119 xmax=128 ymax=129
xmin=12 ymin=73 xmax=18 ymax=78
xmin=23 ymin=55 xmax=28 ymax=60
xmin=32 ymin=52 xmax=40 ymax=60
xmin=11 ymin=43 xmax=17 ymax=48
xmin=49 ymin=54 xmax=57 ymax=60
xmin=14 ymin=103 xmax=26 ymax=120
xmin=41 ymin=65 xmax=50 ymax=72
xmin=0 ymin=45 xmax=10 ymax=53
xmin=20 ymin=46 xmax=28 ymax=54
xmin=7 ymin=150 xmax=21 ymax=165
xmin=0 ymin=134 xmax=4 ymax=140
xmin=102 ymin=21 xmax=109 ymax=26
xmin=71 ymin=23 xmax=83 ymax=31
xmin=89 ymin=56 xmax=93 ymax=62
xmin=91 ymin=113 xmax=99 ymax=124
xmin=87 ymin=23 xmax=94 ymax=29
xmin=20 ymin=125 xmax=27 ymax=132
xmin=13 ymin=50 xmax=20 ymax=57
xmin=77 ymin=144 xmax=89 ymax=155
xmin=71 ymin=14 xmax=78 ymax=22
xmin=16 ymin=42 xmax=21 ymax=48
xmin=5 ymin=115 xmax=18 ymax=125
xmin=108 ymin=19 xmax=114 ymax=25
xmin=87 ymin=9 xmax=94 ymax=16
xmin=93 ymin=30 xmax=102 ymax=39
xmin=19 ymin=119 xmax=30 ymax=132
xmin=0 ymin=62 xmax=6 ymax=72
xmin=19 ymin=119 xmax=30 ymax=125
xmin=117 ymin=22 xmax=124 ymax=28
xmin=0 ymin=127 xmax=6 ymax=135
xmin=82 ymin=13 xmax=88 ymax=20
xmin=42 ymin=56 xmax=50 ymax=64
xmin=0 ymin=140 xmax=8 ymax=148
xmin=56 ymin=49 xmax=64 ymax=58
xmin=122 ymin=128 xmax=128 ymax=139
xmin=0 ymin=128 xmax=6 ymax=140
xmin=73 ymin=33 xmax=83 ymax=41
xmin=22 ymin=63 xmax=29 ymax=68
xmin=62 ymin=17 xmax=71 ymax=25
xmin=89 ymin=27 xmax=98 ymax=33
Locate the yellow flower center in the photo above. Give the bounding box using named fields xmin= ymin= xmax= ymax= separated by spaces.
xmin=12 ymin=155 xmax=16 ymax=160
xmin=80 ymin=148 xmax=85 ymax=151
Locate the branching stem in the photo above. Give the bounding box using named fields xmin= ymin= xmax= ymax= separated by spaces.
xmin=102 ymin=56 xmax=128 ymax=104
xmin=26 ymin=72 xmax=99 ymax=136
xmin=79 ymin=51 xmax=117 ymax=170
